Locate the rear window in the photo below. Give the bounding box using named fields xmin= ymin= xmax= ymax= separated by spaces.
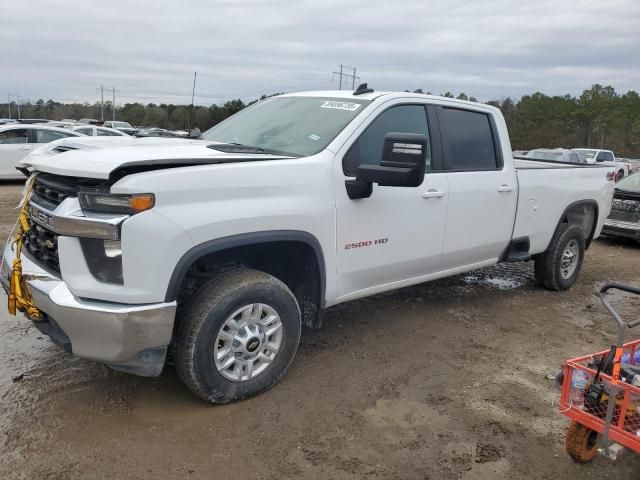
xmin=438 ymin=108 xmax=498 ymax=170
xmin=36 ymin=129 xmax=75 ymax=143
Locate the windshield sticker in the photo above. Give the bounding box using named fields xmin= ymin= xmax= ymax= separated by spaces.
xmin=321 ymin=101 xmax=361 ymax=112
xmin=308 ymin=134 xmax=321 ymax=141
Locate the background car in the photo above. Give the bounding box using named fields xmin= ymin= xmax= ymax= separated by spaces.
xmin=77 ymin=118 xmax=101 ymax=125
xmin=601 ymin=172 xmax=640 ymax=243
xmin=134 ymin=127 xmax=180 ymax=138
xmin=102 ymin=120 xmax=137 ymax=135
xmin=0 ymin=124 xmax=85 ymax=180
xmin=525 ymin=148 xmax=584 ymax=163
xmin=71 ymin=125 xmax=130 ymax=137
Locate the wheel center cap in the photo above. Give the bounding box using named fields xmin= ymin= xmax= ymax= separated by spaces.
xmin=246 ymin=337 xmax=260 ymax=353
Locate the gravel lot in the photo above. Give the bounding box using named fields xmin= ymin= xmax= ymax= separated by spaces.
xmin=0 ymin=181 xmax=639 ymax=479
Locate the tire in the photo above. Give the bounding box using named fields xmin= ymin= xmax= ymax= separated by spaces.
xmin=173 ymin=269 xmax=301 ymax=403
xmin=534 ymin=223 xmax=585 ymax=291
xmin=565 ymin=421 xmax=599 ymax=463
xmin=615 ymin=170 xmax=624 ymax=182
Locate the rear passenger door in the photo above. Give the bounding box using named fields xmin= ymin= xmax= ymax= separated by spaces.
xmin=436 ymin=106 xmax=517 ymax=268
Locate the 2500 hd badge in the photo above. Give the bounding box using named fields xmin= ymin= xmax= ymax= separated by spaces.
xmin=345 ymin=238 xmax=389 ymax=250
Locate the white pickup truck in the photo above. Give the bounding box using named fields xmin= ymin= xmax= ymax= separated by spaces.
xmin=3 ymin=88 xmax=615 ymax=403
xmin=573 ymin=148 xmax=631 ymax=181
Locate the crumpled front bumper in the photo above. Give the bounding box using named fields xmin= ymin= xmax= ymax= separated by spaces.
xmin=1 ymin=241 xmax=176 ymax=377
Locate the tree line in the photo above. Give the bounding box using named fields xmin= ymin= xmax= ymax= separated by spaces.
xmin=1 ymin=85 xmax=638 ymax=157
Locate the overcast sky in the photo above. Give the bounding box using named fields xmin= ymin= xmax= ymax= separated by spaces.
xmin=2 ymin=0 xmax=639 ymax=106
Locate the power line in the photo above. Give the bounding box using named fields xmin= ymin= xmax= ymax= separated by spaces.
xmin=332 ymin=65 xmax=360 ymax=90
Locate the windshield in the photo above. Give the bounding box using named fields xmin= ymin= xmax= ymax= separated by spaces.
xmin=616 ymin=172 xmax=640 ymax=192
xmin=526 ymin=150 xmax=563 ymax=161
xmin=201 ymin=96 xmax=371 ymax=156
xmin=574 ymin=149 xmax=597 ymax=159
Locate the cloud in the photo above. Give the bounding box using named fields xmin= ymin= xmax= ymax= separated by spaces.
xmin=1 ymin=0 xmax=639 ymax=105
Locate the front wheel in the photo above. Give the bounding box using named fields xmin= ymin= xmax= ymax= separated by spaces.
xmin=173 ymin=269 xmax=301 ymax=403
xmin=566 ymin=421 xmax=599 ymax=463
xmin=534 ymin=223 xmax=585 ymax=291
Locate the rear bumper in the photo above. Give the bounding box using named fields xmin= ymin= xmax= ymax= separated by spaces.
xmin=602 ymin=218 xmax=640 ymax=240
xmin=1 ymin=241 xmax=176 ymax=376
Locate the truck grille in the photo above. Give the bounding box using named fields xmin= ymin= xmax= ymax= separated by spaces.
xmin=24 ymin=173 xmax=109 ymax=273
xmin=23 ymin=223 xmax=60 ymax=274
xmin=30 ymin=173 xmax=108 ymax=210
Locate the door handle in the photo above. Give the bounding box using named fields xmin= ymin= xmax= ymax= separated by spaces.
xmin=422 ymin=189 xmax=445 ymax=199
xmin=498 ymin=184 xmax=513 ymax=193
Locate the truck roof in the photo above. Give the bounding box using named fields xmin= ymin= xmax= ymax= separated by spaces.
xmin=283 ymin=90 xmax=489 ymax=109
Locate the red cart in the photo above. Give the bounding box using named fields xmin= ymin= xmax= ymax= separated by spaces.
xmin=559 ymin=283 xmax=640 ymax=463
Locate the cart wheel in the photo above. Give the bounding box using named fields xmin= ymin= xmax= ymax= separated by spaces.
xmin=566 ymin=421 xmax=599 ymax=463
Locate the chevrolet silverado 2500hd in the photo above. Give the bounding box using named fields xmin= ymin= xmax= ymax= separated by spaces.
xmin=3 ymin=88 xmax=615 ymax=403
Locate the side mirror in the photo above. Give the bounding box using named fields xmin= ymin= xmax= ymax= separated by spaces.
xmin=356 ymin=133 xmax=427 ymax=187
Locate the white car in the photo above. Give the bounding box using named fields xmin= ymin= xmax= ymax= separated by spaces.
xmin=103 ymin=121 xmax=137 ymax=135
xmin=0 ymin=124 xmax=84 ymax=180
xmin=71 ymin=125 xmax=130 ymax=137
xmin=573 ymin=149 xmax=630 ymax=181
xmin=6 ymin=89 xmax=615 ymax=402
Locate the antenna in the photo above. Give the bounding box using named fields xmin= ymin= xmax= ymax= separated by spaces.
xmin=353 ymin=83 xmax=374 ymax=96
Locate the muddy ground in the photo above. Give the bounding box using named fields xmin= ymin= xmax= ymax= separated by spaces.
xmin=0 ymin=181 xmax=639 ymax=479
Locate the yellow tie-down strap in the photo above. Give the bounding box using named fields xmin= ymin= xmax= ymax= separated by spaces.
xmin=7 ymin=176 xmax=42 ymax=320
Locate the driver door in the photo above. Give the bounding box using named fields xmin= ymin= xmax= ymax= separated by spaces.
xmin=333 ymin=102 xmax=449 ymax=300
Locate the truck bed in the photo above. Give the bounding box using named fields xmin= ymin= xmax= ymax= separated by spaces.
xmin=512 ymin=158 xmax=615 ymax=255
xmin=514 ymin=157 xmax=606 ymax=170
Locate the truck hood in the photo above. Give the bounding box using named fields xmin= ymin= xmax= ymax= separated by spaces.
xmin=20 ymin=136 xmax=294 ymax=180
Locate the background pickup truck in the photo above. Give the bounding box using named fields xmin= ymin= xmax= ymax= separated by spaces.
xmin=4 ymin=88 xmax=615 ymax=403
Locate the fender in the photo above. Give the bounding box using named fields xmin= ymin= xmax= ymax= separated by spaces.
xmin=164 ymin=230 xmax=326 ymax=304
xmin=548 ymin=200 xmax=599 ymax=251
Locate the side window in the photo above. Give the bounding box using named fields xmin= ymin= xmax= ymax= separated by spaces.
xmin=438 ymin=107 xmax=499 ymax=170
xmin=603 ymin=151 xmax=614 ymax=162
xmin=77 ymin=127 xmax=93 ymax=136
xmin=343 ymin=105 xmax=430 ymax=175
xmin=97 ymin=128 xmax=120 ymax=136
xmin=0 ymin=129 xmax=29 ymax=144
xmin=595 ymin=152 xmax=607 ymax=162
xmin=36 ymin=129 xmax=75 ymax=143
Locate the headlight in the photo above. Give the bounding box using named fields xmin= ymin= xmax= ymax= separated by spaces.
xmin=78 ymin=192 xmax=155 ymax=214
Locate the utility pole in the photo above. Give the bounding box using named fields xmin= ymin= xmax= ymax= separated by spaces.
xmin=98 ymin=86 xmax=117 ymax=122
xmin=601 ymin=121 xmax=605 ymax=149
xmin=332 ymin=65 xmax=360 ymax=90
xmin=8 ymin=93 xmax=21 ymax=119
xmin=188 ymin=71 xmax=197 ymax=131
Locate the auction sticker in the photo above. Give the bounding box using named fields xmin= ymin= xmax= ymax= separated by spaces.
xmin=321 ymin=101 xmax=361 ymax=111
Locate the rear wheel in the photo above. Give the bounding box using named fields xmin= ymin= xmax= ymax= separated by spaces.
xmin=534 ymin=223 xmax=585 ymax=291
xmin=173 ymin=269 xmax=301 ymax=403
xmin=566 ymin=421 xmax=599 ymax=463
